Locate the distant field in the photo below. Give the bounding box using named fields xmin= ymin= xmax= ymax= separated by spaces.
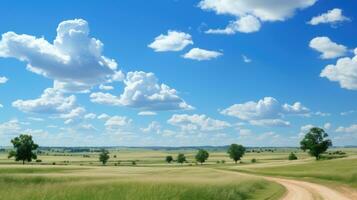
xmin=0 ymin=166 xmax=284 ymax=200
xmin=1 ymin=147 xmax=356 ymax=199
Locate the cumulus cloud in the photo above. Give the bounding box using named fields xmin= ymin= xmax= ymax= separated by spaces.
xmin=206 ymin=15 xmax=261 ymax=34
xmin=105 ymin=116 xmax=132 ymax=129
xmin=91 ymin=71 xmax=193 ymax=111
xmin=308 ymin=8 xmax=350 ymax=26
xmin=320 ymin=48 xmax=357 ymax=90
xmin=84 ymin=113 xmax=96 ymax=119
xmin=0 ymin=76 xmax=8 ymax=84
xmin=141 ymin=121 xmax=161 ymax=133
xmin=12 ymin=88 xmax=76 ymax=114
xmin=242 ymin=55 xmax=252 ymax=63
xmin=0 ymin=119 xmax=22 ymax=136
xmin=97 ymin=113 xmax=110 ymax=120
xmin=309 ymin=37 xmax=347 ymax=59
xmin=138 ymin=111 xmax=157 ymax=116
xmin=183 ymin=48 xmax=222 ymax=61
xmin=336 ymin=124 xmax=357 ymax=133
xmin=148 ymin=30 xmax=193 ymax=52
xmin=0 ymin=19 xmax=118 ymax=92
xmin=168 ymin=114 xmax=231 ymax=132
xmin=221 ymin=97 xmax=309 ymax=127
xmin=99 ymin=84 xmax=114 ymax=91
xmin=199 ymin=0 xmax=317 ymax=34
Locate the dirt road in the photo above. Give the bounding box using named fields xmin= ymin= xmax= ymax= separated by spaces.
xmin=265 ymin=176 xmax=356 ymax=200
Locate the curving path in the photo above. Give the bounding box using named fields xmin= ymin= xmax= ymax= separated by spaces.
xmin=265 ymin=176 xmax=355 ymax=200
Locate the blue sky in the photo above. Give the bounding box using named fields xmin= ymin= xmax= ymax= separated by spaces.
xmin=0 ymin=0 xmax=357 ymax=147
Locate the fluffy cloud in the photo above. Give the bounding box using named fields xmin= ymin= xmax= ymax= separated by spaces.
xmin=105 ymin=116 xmax=132 ymax=129
xmin=97 ymin=113 xmax=110 ymax=120
xmin=168 ymin=114 xmax=231 ymax=131
xmin=141 ymin=121 xmax=161 ymax=133
xmin=336 ymin=124 xmax=357 ymax=133
xmin=309 ymin=37 xmax=347 ymax=59
xmin=99 ymin=84 xmax=114 ymax=91
xmin=0 ymin=119 xmax=22 ymax=136
xmin=320 ymin=48 xmax=357 ymax=90
xmin=199 ymin=0 xmax=316 ymax=34
xmin=183 ymin=48 xmax=222 ymax=61
xmin=0 ymin=76 xmax=8 ymax=84
xmin=221 ymin=97 xmax=309 ymax=127
xmin=148 ymin=30 xmax=193 ymax=52
xmin=91 ymin=71 xmax=193 ymax=111
xmin=84 ymin=113 xmax=96 ymax=119
xmin=242 ymin=55 xmax=252 ymax=63
xmin=12 ymin=88 xmax=76 ymax=114
xmin=0 ymin=19 xmax=118 ymax=92
xmin=138 ymin=111 xmax=157 ymax=116
xmin=206 ymin=15 xmax=261 ymax=34
xmin=308 ymin=8 xmax=350 ymax=26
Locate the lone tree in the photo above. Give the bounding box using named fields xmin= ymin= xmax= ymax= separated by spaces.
xmin=227 ymin=144 xmax=245 ymax=164
xmin=165 ymin=155 xmax=173 ymax=163
xmin=8 ymin=134 xmax=39 ymax=165
xmin=99 ymin=149 xmax=110 ymax=165
xmin=195 ymin=149 xmax=209 ymax=165
xmin=288 ymin=152 xmax=298 ymax=160
xmin=177 ymin=153 xmax=186 ymax=164
xmin=300 ymin=127 xmax=332 ymax=160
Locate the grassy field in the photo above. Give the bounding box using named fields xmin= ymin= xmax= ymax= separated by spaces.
xmin=0 ymin=147 xmax=356 ymax=199
xmin=0 ymin=165 xmax=284 ymax=200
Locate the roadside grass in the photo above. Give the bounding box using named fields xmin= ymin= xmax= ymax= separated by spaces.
xmin=232 ymin=157 xmax=357 ymax=187
xmin=0 ymin=166 xmax=284 ymax=200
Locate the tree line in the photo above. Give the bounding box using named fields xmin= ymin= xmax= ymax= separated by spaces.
xmin=7 ymin=127 xmax=332 ymax=165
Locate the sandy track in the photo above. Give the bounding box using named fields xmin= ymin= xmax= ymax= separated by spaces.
xmin=265 ymin=176 xmax=354 ymax=200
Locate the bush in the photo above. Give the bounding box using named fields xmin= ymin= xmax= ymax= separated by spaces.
xmin=216 ymin=160 xmax=220 ymax=164
xmin=288 ymin=152 xmax=298 ymax=160
xmin=36 ymin=159 xmax=42 ymax=163
xmin=221 ymin=160 xmax=225 ymax=164
xmin=251 ymin=158 xmax=257 ymax=163
xmin=132 ymin=161 xmax=136 ymax=165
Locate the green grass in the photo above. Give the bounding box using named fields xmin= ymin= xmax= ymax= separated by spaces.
xmin=235 ymin=157 xmax=357 ymax=187
xmin=0 ymin=166 xmax=284 ymax=200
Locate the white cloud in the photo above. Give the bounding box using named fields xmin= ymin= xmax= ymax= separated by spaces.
xmin=0 ymin=119 xmax=22 ymax=136
xmin=84 ymin=113 xmax=96 ymax=119
xmin=99 ymin=84 xmax=114 ymax=91
xmin=105 ymin=116 xmax=132 ymax=129
xmin=28 ymin=117 xmax=44 ymax=121
xmin=141 ymin=121 xmax=161 ymax=134
xmin=183 ymin=48 xmax=222 ymax=61
xmin=242 ymin=55 xmax=252 ymax=63
xmin=138 ymin=111 xmax=157 ymax=116
xmin=309 ymin=37 xmax=347 ymax=59
xmin=320 ymin=48 xmax=357 ymax=90
xmin=91 ymin=71 xmax=193 ymax=111
xmin=324 ymin=122 xmax=331 ymax=130
xmin=340 ymin=110 xmax=355 ymax=116
xmin=206 ymin=15 xmax=261 ymax=34
xmin=250 ymin=119 xmax=290 ymax=127
xmin=12 ymin=88 xmax=76 ymax=114
xmin=0 ymin=19 xmax=118 ymax=92
xmin=168 ymin=114 xmax=231 ymax=131
xmin=148 ymin=30 xmax=193 ymax=52
xmin=97 ymin=113 xmax=110 ymax=120
xmin=0 ymin=76 xmax=8 ymax=84
xmin=199 ymin=0 xmax=317 ymax=34
xmin=308 ymin=8 xmax=350 ymax=26
xmin=0 ymin=104 xmax=3 ymax=108
xmin=336 ymin=124 xmax=357 ymax=133
xmin=221 ymin=97 xmax=309 ymax=127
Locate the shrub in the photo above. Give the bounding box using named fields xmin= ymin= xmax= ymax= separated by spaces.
xmin=288 ymin=152 xmax=298 ymax=160
xmin=251 ymin=158 xmax=257 ymax=163
xmin=36 ymin=159 xmax=42 ymax=163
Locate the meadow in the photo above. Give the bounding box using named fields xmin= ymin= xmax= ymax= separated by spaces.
xmin=0 ymin=147 xmax=356 ymax=200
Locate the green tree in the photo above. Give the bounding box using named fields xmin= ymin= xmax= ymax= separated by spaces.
xmin=177 ymin=153 xmax=186 ymax=164
xmin=165 ymin=155 xmax=173 ymax=163
xmin=195 ymin=149 xmax=209 ymax=164
xmin=300 ymin=127 xmax=332 ymax=160
xmin=99 ymin=149 xmax=110 ymax=165
xmin=288 ymin=152 xmax=298 ymax=160
xmin=227 ymin=144 xmax=245 ymax=164
xmin=8 ymin=134 xmax=39 ymax=165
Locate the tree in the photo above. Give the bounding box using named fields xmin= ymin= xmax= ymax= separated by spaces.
xmin=288 ymin=152 xmax=298 ymax=160
xmin=165 ymin=155 xmax=173 ymax=163
xmin=8 ymin=134 xmax=39 ymax=165
xmin=195 ymin=149 xmax=209 ymax=164
xmin=227 ymin=144 xmax=245 ymax=164
xmin=99 ymin=149 xmax=110 ymax=165
xmin=177 ymin=153 xmax=186 ymax=164
xmin=300 ymin=127 xmax=332 ymax=160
